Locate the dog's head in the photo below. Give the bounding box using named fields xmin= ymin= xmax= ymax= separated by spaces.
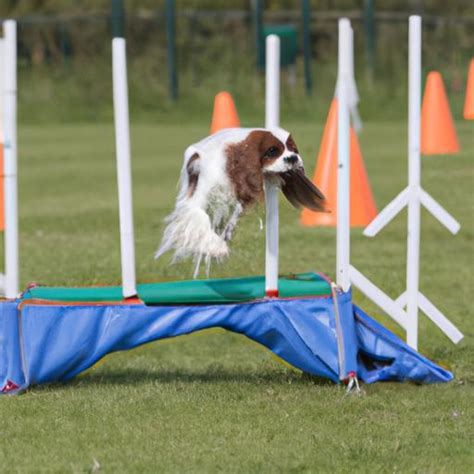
xmin=253 ymin=128 xmax=304 ymax=174
xmin=225 ymin=127 xmax=327 ymax=212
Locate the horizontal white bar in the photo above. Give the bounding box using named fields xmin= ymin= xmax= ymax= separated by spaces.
xmin=418 ymin=292 xmax=464 ymax=344
xmin=419 ymin=188 xmax=461 ymax=235
xmin=349 ymin=265 xmax=407 ymax=329
xmin=363 ymin=187 xmax=410 ymax=237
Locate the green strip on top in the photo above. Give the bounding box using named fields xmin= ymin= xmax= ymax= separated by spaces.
xmin=22 ymin=272 xmax=331 ymax=305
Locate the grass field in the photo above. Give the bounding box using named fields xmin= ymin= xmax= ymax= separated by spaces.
xmin=0 ymin=119 xmax=473 ymax=472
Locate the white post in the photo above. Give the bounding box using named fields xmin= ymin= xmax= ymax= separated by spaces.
xmin=336 ymin=19 xmax=351 ymax=293
xmin=406 ymin=15 xmax=422 ymax=349
xmin=264 ymin=34 xmax=280 ymax=297
xmin=112 ymin=38 xmax=137 ymax=298
xmin=356 ymin=15 xmax=463 ymax=348
xmin=3 ymin=20 xmax=19 ymax=298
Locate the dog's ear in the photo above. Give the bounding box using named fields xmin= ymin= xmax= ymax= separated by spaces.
xmin=186 ymin=152 xmax=200 ymax=197
xmin=280 ymin=168 xmax=328 ymax=212
xmin=225 ymin=132 xmax=270 ymax=207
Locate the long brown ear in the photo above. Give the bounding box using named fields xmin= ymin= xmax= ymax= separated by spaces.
xmin=280 ymin=168 xmax=328 ymax=212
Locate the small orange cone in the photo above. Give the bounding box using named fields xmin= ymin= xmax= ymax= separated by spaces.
xmin=463 ymin=58 xmax=474 ymax=120
xmin=300 ymin=99 xmax=377 ymax=227
xmin=209 ymin=91 xmax=241 ymax=134
xmin=421 ymin=71 xmax=460 ymax=155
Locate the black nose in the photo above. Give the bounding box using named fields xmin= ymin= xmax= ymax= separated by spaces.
xmin=284 ymin=155 xmax=298 ymax=165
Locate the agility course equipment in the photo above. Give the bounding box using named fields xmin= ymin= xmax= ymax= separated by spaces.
xmin=209 ymin=91 xmax=240 ymax=134
xmin=264 ymin=34 xmax=280 ymax=297
xmin=463 ymin=58 xmax=474 ymax=120
xmin=357 ymin=17 xmax=463 ymax=350
xmin=113 ymin=37 xmax=137 ymax=299
xmin=421 ymin=71 xmax=460 ymax=155
xmin=0 ymin=20 xmax=19 ymax=299
xmin=0 ymin=20 xmax=457 ymax=394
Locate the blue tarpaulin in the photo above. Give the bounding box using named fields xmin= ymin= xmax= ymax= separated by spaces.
xmin=0 ymin=289 xmax=452 ymax=394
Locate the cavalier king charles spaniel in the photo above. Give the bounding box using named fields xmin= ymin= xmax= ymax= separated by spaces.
xmin=156 ymin=127 xmax=327 ymax=276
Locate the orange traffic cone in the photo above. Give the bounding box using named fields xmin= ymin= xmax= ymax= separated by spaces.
xmin=463 ymin=58 xmax=474 ymax=120
xmin=300 ymin=99 xmax=377 ymax=227
xmin=421 ymin=71 xmax=460 ymax=155
xmin=209 ymin=91 xmax=240 ymax=134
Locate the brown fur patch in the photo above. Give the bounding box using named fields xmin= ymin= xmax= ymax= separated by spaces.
xmin=286 ymin=135 xmax=299 ymax=153
xmin=225 ymin=130 xmax=284 ymax=208
xmin=186 ymin=152 xmax=200 ymax=197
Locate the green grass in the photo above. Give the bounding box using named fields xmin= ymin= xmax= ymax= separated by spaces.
xmin=0 ymin=119 xmax=473 ymax=472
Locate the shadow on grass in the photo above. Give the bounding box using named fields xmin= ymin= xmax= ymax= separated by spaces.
xmin=32 ymin=367 xmax=335 ymax=393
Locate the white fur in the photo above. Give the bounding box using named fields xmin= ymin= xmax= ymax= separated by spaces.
xmin=156 ymin=127 xmax=301 ymax=277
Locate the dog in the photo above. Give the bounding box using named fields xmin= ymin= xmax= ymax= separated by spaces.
xmin=155 ymin=127 xmax=327 ymax=276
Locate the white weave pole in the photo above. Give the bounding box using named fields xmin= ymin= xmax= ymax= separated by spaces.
xmin=405 ymin=15 xmax=422 ymax=348
xmin=359 ymin=16 xmax=463 ymax=349
xmin=264 ymin=34 xmax=280 ymax=297
xmin=336 ymin=19 xmax=351 ymax=293
xmin=112 ymin=38 xmax=137 ymax=298
xmin=3 ymin=20 xmax=19 ymax=298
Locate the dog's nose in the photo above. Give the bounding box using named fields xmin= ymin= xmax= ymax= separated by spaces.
xmin=284 ymin=155 xmax=299 ymax=165
xmin=284 ymin=155 xmax=298 ymax=164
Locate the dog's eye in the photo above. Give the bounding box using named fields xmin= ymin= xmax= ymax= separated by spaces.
xmin=264 ymin=146 xmax=279 ymax=158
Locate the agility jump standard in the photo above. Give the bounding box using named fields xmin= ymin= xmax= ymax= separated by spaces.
xmin=350 ymin=16 xmax=463 ymax=349
xmin=0 ymin=20 xmax=19 ymax=299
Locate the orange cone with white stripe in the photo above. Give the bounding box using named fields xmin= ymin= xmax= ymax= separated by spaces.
xmin=210 ymin=91 xmax=241 ymax=134
xmin=463 ymin=58 xmax=474 ymax=120
xmin=421 ymin=71 xmax=460 ymax=154
xmin=300 ymin=99 xmax=377 ymax=227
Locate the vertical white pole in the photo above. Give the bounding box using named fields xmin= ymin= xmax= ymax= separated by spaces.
xmin=3 ymin=20 xmax=19 ymax=298
xmin=336 ymin=19 xmax=351 ymax=292
xmin=406 ymin=16 xmax=422 ymax=349
xmin=112 ymin=38 xmax=137 ymax=298
xmin=264 ymin=34 xmax=280 ymax=297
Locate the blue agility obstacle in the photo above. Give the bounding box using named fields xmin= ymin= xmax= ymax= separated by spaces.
xmin=0 ymin=274 xmax=452 ymax=394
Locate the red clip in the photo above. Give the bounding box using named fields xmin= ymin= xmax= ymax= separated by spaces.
xmin=1 ymin=380 xmax=20 ymax=393
xmin=265 ymin=289 xmax=279 ymax=298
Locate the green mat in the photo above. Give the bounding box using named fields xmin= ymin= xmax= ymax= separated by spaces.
xmin=22 ymin=272 xmax=331 ymax=305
